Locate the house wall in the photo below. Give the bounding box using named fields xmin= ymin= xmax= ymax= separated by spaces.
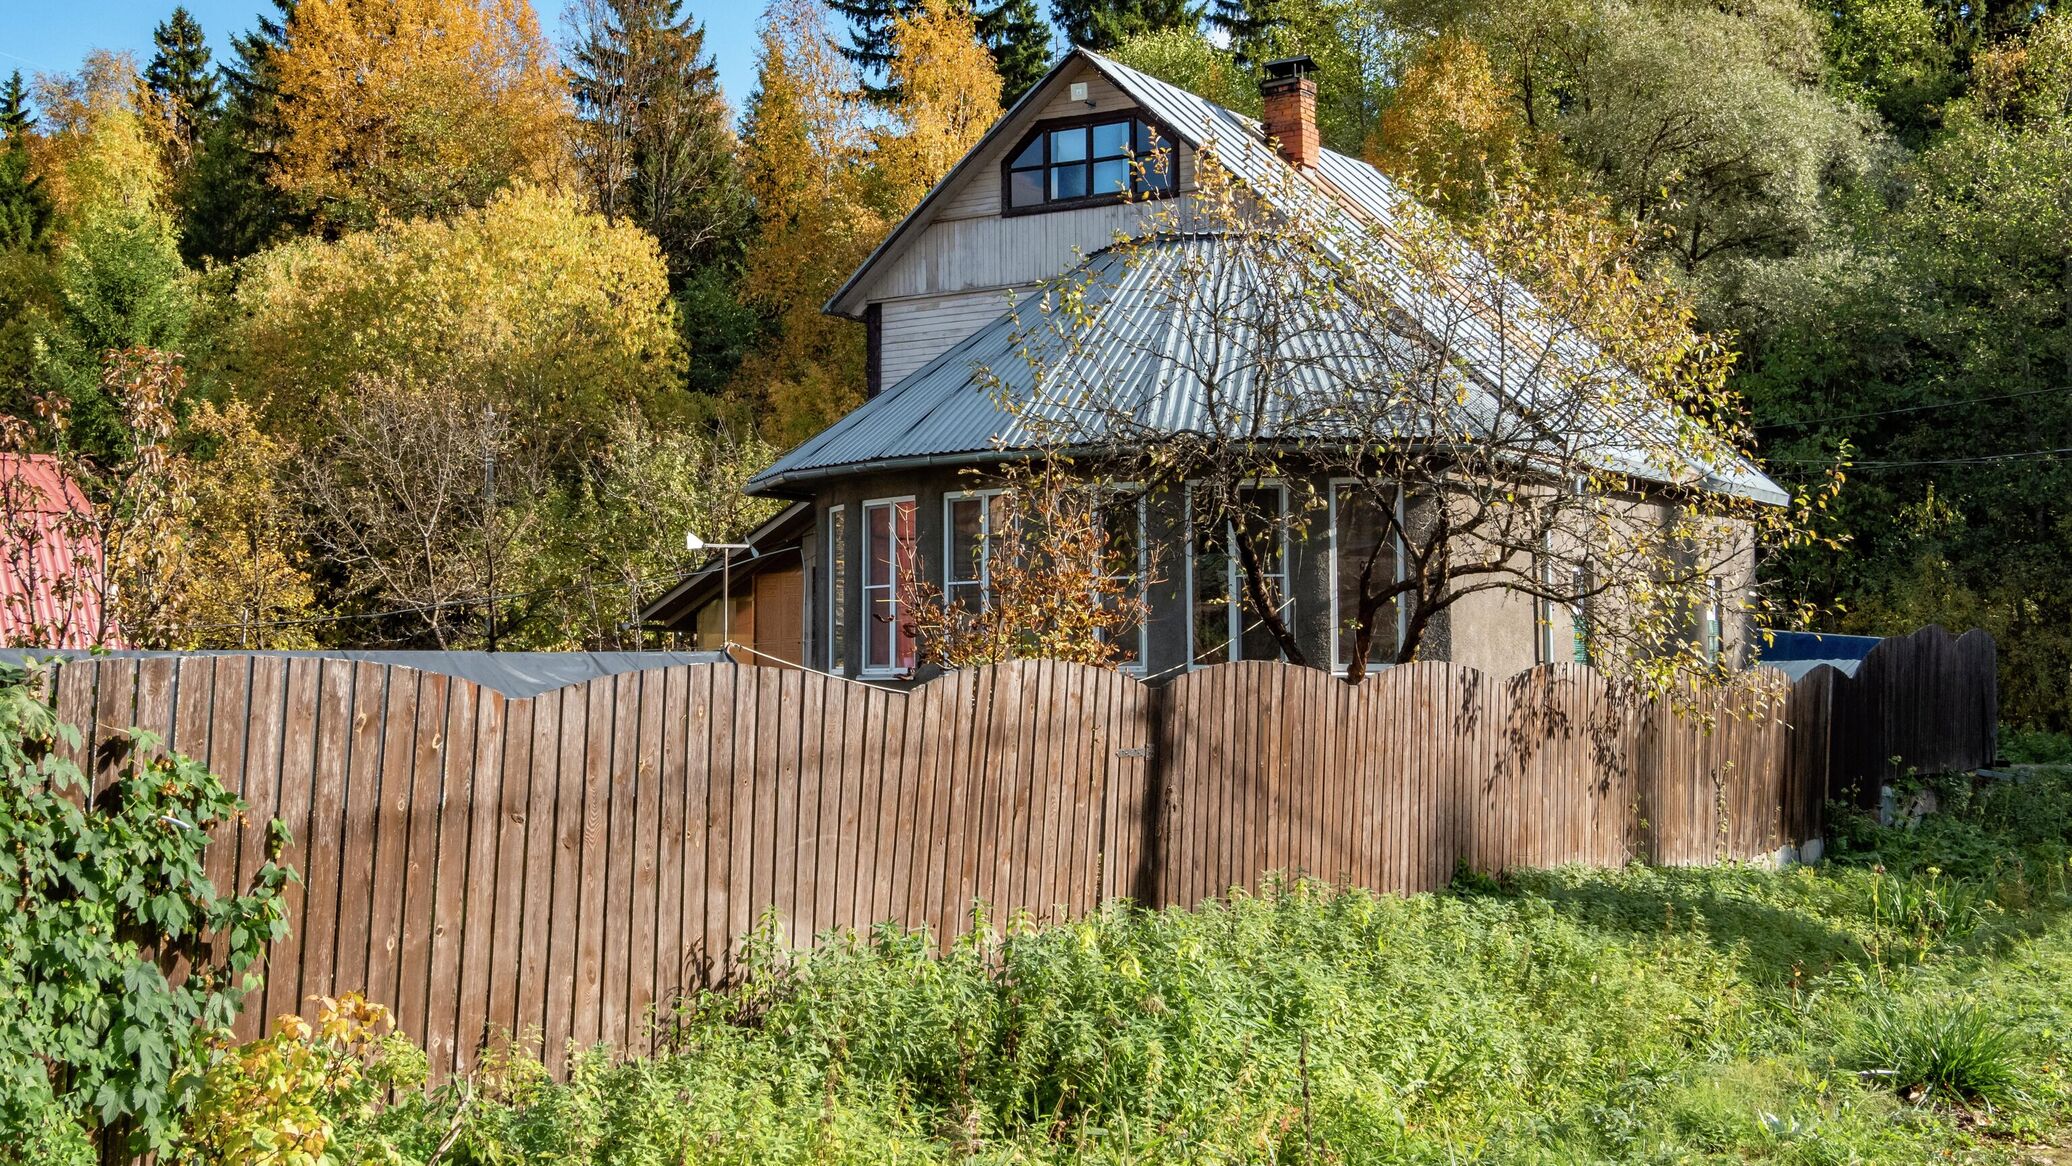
xmin=853 ymin=58 xmax=1201 ymax=384
xmin=804 ymin=465 xmax=1762 ymax=685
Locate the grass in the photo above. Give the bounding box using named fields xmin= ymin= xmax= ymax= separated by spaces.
xmin=293 ymin=767 xmax=2072 ymax=1164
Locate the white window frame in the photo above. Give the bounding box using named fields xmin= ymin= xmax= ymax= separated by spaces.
xmin=860 ymin=495 xmax=917 ymax=677
xmin=942 ymin=488 xmax=1010 ymax=613
xmin=1184 ymin=480 xmax=1293 ymax=669
xmin=826 ymin=504 xmax=848 ymax=673
xmin=1093 ymin=483 xmax=1149 ymax=674
xmin=1326 ymin=480 xmax=1408 ymax=676
xmin=1703 ymin=575 xmax=1724 ymax=664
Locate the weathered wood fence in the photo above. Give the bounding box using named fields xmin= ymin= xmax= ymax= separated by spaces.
xmin=43 ymin=625 xmax=1993 ymax=1077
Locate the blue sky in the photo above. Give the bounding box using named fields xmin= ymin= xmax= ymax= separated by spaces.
xmin=0 ymin=1 xmax=765 ymax=118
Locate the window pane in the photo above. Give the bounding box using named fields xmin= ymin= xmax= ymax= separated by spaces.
xmin=1009 ymin=168 xmax=1045 ymax=207
xmin=867 ymin=503 xmax=893 ymax=588
xmin=1050 ymin=163 xmax=1089 ymax=200
xmin=1134 ymin=119 xmax=1154 ymax=153
xmin=948 ymin=497 xmax=984 ymax=586
xmin=828 ymin=507 xmax=848 ymax=672
xmin=1138 ymin=154 xmax=1174 ymax=193
xmin=1050 ymin=127 xmax=1086 ymax=162
xmin=1092 ymin=158 xmax=1130 ymax=195
xmin=893 ymin=501 xmax=916 ymax=670
xmin=1191 ymin=501 xmax=1230 ymax=666
xmin=1011 ymin=135 xmax=1044 ymax=169
xmin=1099 ymin=496 xmax=1143 ymax=665
xmin=1333 ymin=489 xmax=1398 ymax=669
xmin=1091 ymin=120 xmax=1130 ymax=157
xmin=1237 ymin=486 xmax=1287 ymax=662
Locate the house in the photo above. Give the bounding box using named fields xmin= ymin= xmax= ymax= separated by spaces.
xmin=647 ymin=50 xmax=1784 ymax=681
xmin=0 ymin=452 xmax=122 ymax=649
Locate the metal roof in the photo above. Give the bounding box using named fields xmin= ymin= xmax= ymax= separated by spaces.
xmin=762 ymin=51 xmax=1789 ymax=508
xmin=0 ymin=453 xmax=124 ymax=649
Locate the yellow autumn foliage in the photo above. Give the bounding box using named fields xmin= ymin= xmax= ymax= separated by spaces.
xmin=873 ymin=0 xmax=1004 ymax=217
xmin=229 ymin=184 xmax=685 ymax=465
xmin=272 ymin=0 xmax=572 ymax=229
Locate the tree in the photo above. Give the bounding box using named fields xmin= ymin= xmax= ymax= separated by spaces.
xmin=227 ymin=184 xmax=685 ymax=473
xmin=1052 ymin=0 xmax=1200 ymax=52
xmin=730 ymin=0 xmax=880 ymax=444
xmin=1730 ymin=12 xmax=2072 ymax=730
xmin=178 ymin=0 xmax=298 ymax=265
xmin=979 ymin=0 xmax=1054 ymax=104
xmin=271 ymin=0 xmax=570 ymax=230
xmin=871 ymin=0 xmax=1005 ymax=216
xmin=828 ymin=0 xmax=909 ymax=100
xmin=145 ymin=6 xmax=220 ymax=171
xmin=523 ymin=417 xmax=779 ymax=648
xmin=1206 ymin=0 xmax=1277 ymax=68
xmin=991 ymin=144 xmax=1830 ymax=693
xmin=1367 ymin=32 xmax=1530 ymax=217
xmin=169 ymin=400 xmax=318 ymax=649
xmin=0 ymin=73 xmax=52 ymax=250
xmin=298 ymin=373 xmax=545 ymax=647
xmin=899 ymin=459 xmax=1156 ymax=668
xmin=0 ymin=348 xmax=200 ymax=649
xmin=567 ymin=0 xmax=752 ymax=282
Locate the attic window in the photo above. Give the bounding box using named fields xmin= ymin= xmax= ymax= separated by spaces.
xmin=1004 ymin=116 xmax=1174 ymax=213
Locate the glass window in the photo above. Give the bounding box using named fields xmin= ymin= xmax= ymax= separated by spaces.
xmin=1096 ymin=491 xmax=1145 ymax=668
xmin=1004 ymin=117 xmax=1174 ymax=211
xmin=827 ymin=505 xmax=848 ymax=672
xmin=863 ymin=498 xmax=916 ymax=674
xmin=1703 ymin=577 xmax=1724 ymax=663
xmin=1091 ymin=120 xmax=1131 ymax=157
xmin=1190 ymin=484 xmax=1290 ymax=667
xmin=945 ymin=492 xmax=1007 ymax=612
xmin=1331 ymin=486 xmax=1401 ymax=672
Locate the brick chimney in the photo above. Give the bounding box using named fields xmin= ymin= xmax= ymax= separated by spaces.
xmin=1260 ymin=56 xmax=1320 ymax=169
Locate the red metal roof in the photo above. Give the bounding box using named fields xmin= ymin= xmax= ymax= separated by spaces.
xmin=0 ymin=453 xmax=125 ymax=649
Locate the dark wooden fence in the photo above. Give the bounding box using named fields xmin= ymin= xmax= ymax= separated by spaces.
xmin=42 ymin=625 xmax=1993 ymax=1077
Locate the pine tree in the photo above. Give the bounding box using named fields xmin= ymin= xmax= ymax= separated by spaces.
xmin=828 ymin=0 xmax=909 ymax=100
xmin=979 ymin=0 xmax=1053 ymax=103
xmin=1051 ymin=0 xmax=1198 ymax=51
xmin=179 ymin=1 xmax=297 ymax=265
xmin=0 ymin=72 xmax=52 ymax=249
xmin=146 ymin=6 xmax=219 ymax=164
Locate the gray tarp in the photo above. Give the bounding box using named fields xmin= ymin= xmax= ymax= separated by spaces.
xmin=0 ymin=649 xmax=734 ymax=699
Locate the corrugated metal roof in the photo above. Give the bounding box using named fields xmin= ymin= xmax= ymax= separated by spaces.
xmin=758 ymin=50 xmax=1789 ymax=507
xmin=0 ymin=453 xmax=123 ymax=649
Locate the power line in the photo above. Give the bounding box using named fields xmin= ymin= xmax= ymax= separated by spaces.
xmin=1756 ymin=385 xmax=2072 ymax=430
xmin=1770 ymin=445 xmax=2072 ymax=470
xmin=187 ymin=563 xmax=704 ymax=635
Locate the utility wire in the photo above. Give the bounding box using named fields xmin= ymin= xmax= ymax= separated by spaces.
xmin=1756 ymin=385 xmax=2072 ymax=430
xmin=187 ymin=563 xmax=705 ymax=634
xmin=1770 ymin=445 xmax=2072 ymax=470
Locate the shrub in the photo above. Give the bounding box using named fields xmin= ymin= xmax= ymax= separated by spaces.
xmin=1843 ymin=1000 xmax=2024 ymax=1106
xmin=0 ymin=663 xmax=295 ymax=1162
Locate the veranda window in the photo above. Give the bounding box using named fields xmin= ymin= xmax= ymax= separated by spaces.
xmin=1329 ymin=485 xmax=1403 ymax=673
xmin=1189 ymin=483 xmax=1291 ymax=667
xmin=862 ymin=497 xmax=916 ymax=674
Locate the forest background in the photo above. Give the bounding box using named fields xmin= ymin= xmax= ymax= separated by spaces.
xmin=2 ymin=0 xmax=2068 ymax=730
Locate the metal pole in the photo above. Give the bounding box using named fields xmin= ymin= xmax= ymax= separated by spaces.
xmin=721 ymin=548 xmax=732 ymax=657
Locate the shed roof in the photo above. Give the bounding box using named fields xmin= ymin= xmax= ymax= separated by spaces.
xmin=762 ymin=50 xmax=1787 ymax=508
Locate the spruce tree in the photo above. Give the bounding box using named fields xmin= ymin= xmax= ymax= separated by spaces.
xmin=829 ymin=0 xmax=909 ymax=100
xmin=0 ymin=72 xmax=52 ymax=250
xmin=146 ymin=6 xmax=219 ymax=160
xmin=1052 ymin=0 xmax=1198 ymax=51
xmin=1206 ymin=0 xmax=1277 ymax=67
xmin=569 ymin=0 xmax=752 ymax=278
xmin=979 ymin=0 xmax=1054 ymax=103
xmin=179 ymin=1 xmax=297 ymax=265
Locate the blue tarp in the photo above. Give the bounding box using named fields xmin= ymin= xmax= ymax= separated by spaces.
xmin=1754 ymin=630 xmax=1884 ymax=680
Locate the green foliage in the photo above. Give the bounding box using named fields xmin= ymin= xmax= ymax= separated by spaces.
xmin=145 ymin=7 xmax=220 ymax=161
xmin=979 ymin=0 xmax=1056 ymax=104
xmin=2003 ymin=726 xmax=2072 ymax=765
xmin=1051 ymin=0 xmax=1201 ymax=53
xmin=1843 ymin=1000 xmax=2024 ymax=1105
xmin=0 ymin=664 xmax=296 ymax=1161
xmin=204 ymin=763 xmax=2072 ymax=1164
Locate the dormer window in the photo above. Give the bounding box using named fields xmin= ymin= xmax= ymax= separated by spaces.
xmin=1003 ymin=115 xmax=1175 ymax=213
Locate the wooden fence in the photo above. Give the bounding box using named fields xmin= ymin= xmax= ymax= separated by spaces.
xmin=42 ymin=625 xmax=1993 ymax=1077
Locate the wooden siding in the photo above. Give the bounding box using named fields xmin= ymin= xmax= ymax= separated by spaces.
xmin=880 ymin=288 xmax=1034 ymax=383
